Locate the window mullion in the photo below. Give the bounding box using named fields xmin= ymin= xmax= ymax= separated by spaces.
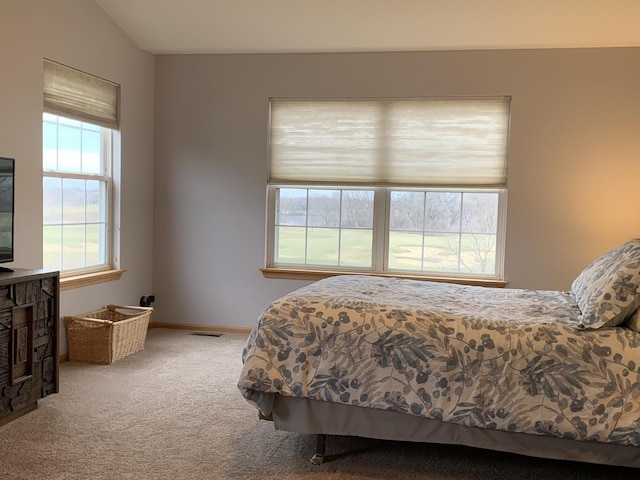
xmin=337 ymin=191 xmax=343 ymax=266
xmin=372 ymin=187 xmax=388 ymax=272
xmin=102 ymin=129 xmax=111 ymax=176
xmin=102 ymin=128 xmax=111 ymax=267
xmin=266 ymin=187 xmax=276 ymax=266
xmin=494 ymin=190 xmax=507 ymax=279
xmin=457 ymin=193 xmax=464 ymax=273
xmin=304 ymin=188 xmax=310 ymax=265
xmin=43 ymin=171 xmax=109 ymax=182
xmin=421 ymin=192 xmax=427 ymax=271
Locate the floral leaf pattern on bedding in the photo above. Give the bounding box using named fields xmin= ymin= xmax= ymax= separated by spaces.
xmin=238 ymin=275 xmax=640 ymax=446
xmin=571 ymin=238 xmax=640 ymax=329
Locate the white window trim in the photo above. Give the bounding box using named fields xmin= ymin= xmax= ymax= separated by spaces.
xmin=42 ymin=116 xmax=118 ymax=278
xmin=265 ymin=185 xmax=507 ymax=282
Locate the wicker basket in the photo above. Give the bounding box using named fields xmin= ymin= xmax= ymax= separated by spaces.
xmin=65 ymin=305 xmax=153 ymax=364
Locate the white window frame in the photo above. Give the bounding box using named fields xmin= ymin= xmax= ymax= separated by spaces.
xmin=42 ymin=113 xmax=116 ymax=277
xmin=384 ymin=187 xmax=507 ymax=278
xmin=266 ymin=185 xmax=506 ymax=281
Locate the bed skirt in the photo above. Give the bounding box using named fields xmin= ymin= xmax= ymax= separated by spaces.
xmin=269 ymin=394 xmax=640 ymax=468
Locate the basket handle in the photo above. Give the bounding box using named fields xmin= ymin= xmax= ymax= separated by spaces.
xmin=65 ymin=316 xmax=113 ymax=325
xmin=107 ymin=304 xmax=154 ymax=313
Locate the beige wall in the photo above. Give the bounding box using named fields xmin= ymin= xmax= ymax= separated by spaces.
xmin=2 ymin=1 xmax=638 ymax=333
xmin=154 ymin=48 xmax=640 ymax=328
xmin=0 ymin=1 xmax=155 ymax=346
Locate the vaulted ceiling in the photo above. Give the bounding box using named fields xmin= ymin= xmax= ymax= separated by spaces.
xmin=94 ymin=0 xmax=640 ymax=55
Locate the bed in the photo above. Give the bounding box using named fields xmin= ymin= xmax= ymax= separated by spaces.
xmin=238 ymin=239 xmax=640 ymax=467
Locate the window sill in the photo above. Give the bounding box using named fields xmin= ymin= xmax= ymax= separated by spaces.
xmin=60 ymin=269 xmax=125 ymax=291
xmin=260 ymin=267 xmax=507 ymax=288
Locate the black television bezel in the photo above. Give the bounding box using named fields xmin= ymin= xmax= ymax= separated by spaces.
xmin=0 ymin=156 xmax=15 ymax=265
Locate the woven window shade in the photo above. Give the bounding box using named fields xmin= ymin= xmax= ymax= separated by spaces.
xmin=269 ymin=97 xmax=510 ymax=188
xmin=43 ymin=59 xmax=120 ymax=130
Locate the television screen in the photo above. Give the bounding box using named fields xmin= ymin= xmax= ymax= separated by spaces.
xmin=0 ymin=157 xmax=14 ymax=264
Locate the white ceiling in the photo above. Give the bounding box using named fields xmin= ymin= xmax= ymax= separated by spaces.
xmin=94 ymin=0 xmax=640 ymax=55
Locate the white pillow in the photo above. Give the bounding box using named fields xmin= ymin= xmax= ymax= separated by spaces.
xmin=571 ymin=239 xmax=640 ymax=329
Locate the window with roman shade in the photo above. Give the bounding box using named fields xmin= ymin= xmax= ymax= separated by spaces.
xmin=43 ymin=59 xmax=120 ymax=130
xmin=265 ymin=97 xmax=511 ymax=283
xmin=269 ymin=97 xmax=509 ymax=188
xmin=42 ymin=59 xmax=121 ymax=280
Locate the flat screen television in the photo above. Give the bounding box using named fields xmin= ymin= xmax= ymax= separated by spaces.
xmin=0 ymin=157 xmax=14 ymax=271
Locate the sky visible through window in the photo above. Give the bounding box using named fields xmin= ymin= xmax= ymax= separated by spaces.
xmin=42 ymin=113 xmax=108 ymax=272
xmin=43 ymin=113 xmax=102 ymax=174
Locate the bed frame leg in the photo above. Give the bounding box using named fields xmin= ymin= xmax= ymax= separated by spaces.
xmin=310 ymin=434 xmax=326 ymax=465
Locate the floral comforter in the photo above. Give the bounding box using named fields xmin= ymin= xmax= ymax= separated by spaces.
xmin=239 ymin=275 xmax=640 ymax=446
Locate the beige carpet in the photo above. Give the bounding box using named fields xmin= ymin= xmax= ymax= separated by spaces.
xmin=0 ymin=328 xmax=636 ymax=479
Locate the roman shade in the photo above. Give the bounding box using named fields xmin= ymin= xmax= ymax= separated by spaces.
xmin=269 ymin=97 xmax=510 ymax=188
xmin=43 ymin=59 xmax=120 ymax=130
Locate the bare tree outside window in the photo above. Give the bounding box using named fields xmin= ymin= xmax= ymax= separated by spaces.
xmin=388 ymin=190 xmax=499 ymax=274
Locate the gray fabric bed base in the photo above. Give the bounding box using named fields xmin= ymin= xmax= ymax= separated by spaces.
xmin=270 ymin=394 xmax=640 ymax=468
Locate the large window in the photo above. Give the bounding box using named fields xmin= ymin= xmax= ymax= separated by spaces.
xmin=266 ymin=97 xmax=510 ymax=281
xmin=42 ymin=60 xmax=120 ymax=275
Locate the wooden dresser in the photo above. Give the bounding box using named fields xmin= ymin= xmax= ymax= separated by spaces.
xmin=0 ymin=269 xmax=59 ymax=426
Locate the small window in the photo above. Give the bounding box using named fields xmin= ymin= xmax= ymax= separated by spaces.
xmin=42 ymin=113 xmax=113 ymax=273
xmin=266 ymin=97 xmax=510 ymax=281
xmin=42 ymin=59 xmax=120 ymax=276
